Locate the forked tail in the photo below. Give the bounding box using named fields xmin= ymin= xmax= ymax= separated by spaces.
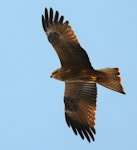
xmin=96 ymin=68 xmax=125 ymax=94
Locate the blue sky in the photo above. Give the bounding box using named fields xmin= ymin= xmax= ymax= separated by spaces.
xmin=0 ymin=0 xmax=137 ymax=149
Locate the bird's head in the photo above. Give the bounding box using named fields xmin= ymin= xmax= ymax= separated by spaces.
xmin=50 ymin=68 xmax=62 ymax=80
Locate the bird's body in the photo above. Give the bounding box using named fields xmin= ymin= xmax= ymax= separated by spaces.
xmin=42 ymin=8 xmax=125 ymax=142
xmin=51 ymin=67 xmax=96 ymax=81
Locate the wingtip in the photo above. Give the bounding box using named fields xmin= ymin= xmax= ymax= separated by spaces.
xmin=59 ymin=15 xmax=64 ymax=23
xmin=45 ymin=7 xmax=48 ymax=13
xmin=42 ymin=15 xmax=46 ymax=31
xmin=49 ymin=7 xmax=52 ymax=10
xmin=44 ymin=8 xmax=48 ymax=18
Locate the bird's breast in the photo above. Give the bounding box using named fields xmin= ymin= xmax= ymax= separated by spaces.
xmin=59 ymin=69 xmax=97 ymax=82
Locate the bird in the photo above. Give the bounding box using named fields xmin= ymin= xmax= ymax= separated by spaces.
xmin=42 ymin=8 xmax=125 ymax=143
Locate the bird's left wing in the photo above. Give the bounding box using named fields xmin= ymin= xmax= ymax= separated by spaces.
xmin=64 ymin=82 xmax=97 ymax=142
xmin=42 ymin=8 xmax=93 ymax=69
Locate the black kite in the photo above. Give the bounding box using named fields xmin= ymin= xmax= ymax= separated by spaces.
xmin=42 ymin=8 xmax=125 ymax=142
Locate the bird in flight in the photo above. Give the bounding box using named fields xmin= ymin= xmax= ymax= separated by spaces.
xmin=42 ymin=8 xmax=125 ymax=142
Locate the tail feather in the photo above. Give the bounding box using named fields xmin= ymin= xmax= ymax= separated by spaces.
xmin=96 ymin=68 xmax=125 ymax=94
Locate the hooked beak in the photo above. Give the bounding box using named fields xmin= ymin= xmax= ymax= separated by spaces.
xmin=50 ymin=74 xmax=53 ymax=78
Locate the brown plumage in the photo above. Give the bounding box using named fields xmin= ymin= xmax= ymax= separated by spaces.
xmin=42 ymin=8 xmax=125 ymax=142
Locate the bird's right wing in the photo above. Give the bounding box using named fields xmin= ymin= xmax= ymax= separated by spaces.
xmin=64 ymin=82 xmax=97 ymax=142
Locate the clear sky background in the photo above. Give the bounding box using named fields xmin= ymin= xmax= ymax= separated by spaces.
xmin=0 ymin=0 xmax=137 ymax=150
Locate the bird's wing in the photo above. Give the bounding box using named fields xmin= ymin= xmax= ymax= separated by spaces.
xmin=64 ymin=82 xmax=97 ymax=142
xmin=42 ymin=8 xmax=93 ymax=70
